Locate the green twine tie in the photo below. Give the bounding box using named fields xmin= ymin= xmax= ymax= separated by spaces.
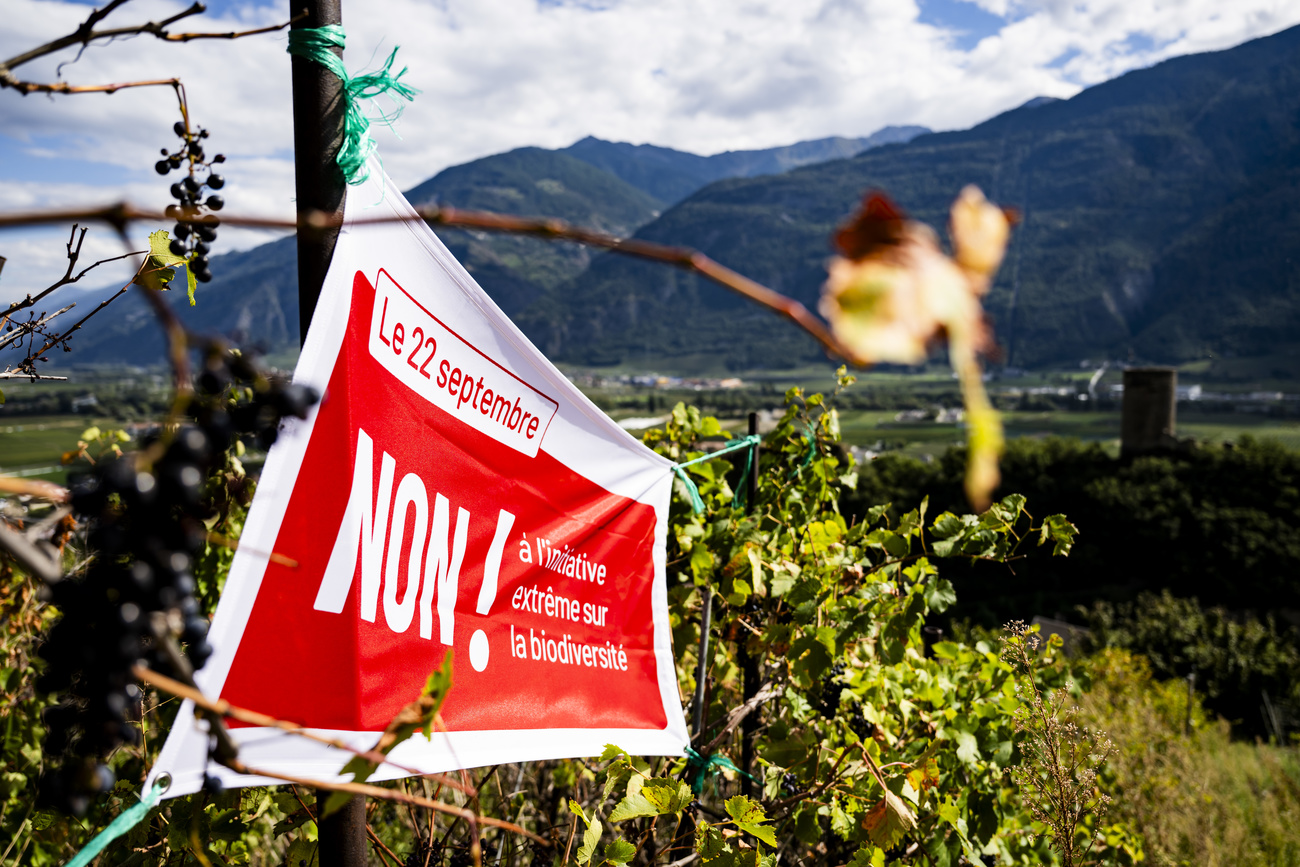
xmin=66 ymin=782 xmax=165 ymax=867
xmin=286 ymin=25 xmax=420 ymax=185
xmin=671 ymin=435 xmax=761 ymax=515
xmin=684 ymin=746 xmax=755 ymax=796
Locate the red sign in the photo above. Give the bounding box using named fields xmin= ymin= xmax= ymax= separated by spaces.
xmin=150 ymin=168 xmax=686 ymax=798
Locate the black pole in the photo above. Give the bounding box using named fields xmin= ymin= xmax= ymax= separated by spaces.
xmin=291 ymin=0 xmax=347 ymax=342
xmin=739 ymin=412 xmax=760 ymax=796
xmin=289 ymin=2 xmax=361 ymax=864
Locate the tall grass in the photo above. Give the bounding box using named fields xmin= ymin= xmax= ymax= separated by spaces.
xmin=1079 ymin=649 xmax=1300 ymax=866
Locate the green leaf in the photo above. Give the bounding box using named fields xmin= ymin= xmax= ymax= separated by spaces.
xmin=576 ymin=815 xmax=603 ymax=865
xmin=184 ymin=255 xmax=198 ymax=305
xmin=924 ymin=577 xmax=957 ymax=613
xmin=420 ymin=649 xmax=454 ymax=732
xmin=695 ymin=822 xmax=736 ymax=865
xmin=285 ymin=835 xmax=319 ymax=867
xmin=848 ymin=847 xmax=886 ymax=867
xmin=134 ymin=229 xmax=186 ymax=292
xmin=602 ymin=839 xmax=636 ymax=865
xmin=569 ymin=799 xmax=589 ymax=825
xmin=723 ymin=795 xmax=766 ymax=825
xmin=603 ymin=765 xmax=633 ymax=802
xmin=1039 ymin=513 xmax=1079 ymax=556
xmin=725 ymin=796 xmax=777 ymax=847
xmin=600 ymin=744 xmax=628 ymax=762
xmin=953 ymin=729 xmax=980 ymax=766
xmin=609 ymin=779 xmax=692 ymax=821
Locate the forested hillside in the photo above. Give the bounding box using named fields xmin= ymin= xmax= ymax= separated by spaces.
xmin=534 ymin=23 xmax=1300 ymax=369
xmin=58 ymin=128 xmax=925 ymax=365
xmin=57 ymin=24 xmax=1300 ymax=371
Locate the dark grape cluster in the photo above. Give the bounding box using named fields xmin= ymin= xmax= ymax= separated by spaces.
xmin=781 ymin=771 xmax=800 ymax=795
xmin=155 ymin=118 xmax=226 ymax=284
xmin=36 ymin=346 xmax=318 ymax=815
xmin=815 ymin=661 xmax=847 ymax=719
xmin=845 ymin=700 xmax=876 ymax=741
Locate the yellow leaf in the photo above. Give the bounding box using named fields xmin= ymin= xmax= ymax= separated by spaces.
xmin=134 ymin=229 xmax=186 ymax=292
xmin=820 ymin=188 xmax=1009 ymax=509
xmin=949 ymin=185 xmax=1011 ymax=288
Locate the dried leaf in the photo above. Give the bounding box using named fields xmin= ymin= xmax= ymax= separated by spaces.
xmin=821 ymin=187 xmax=1011 ymax=508
xmin=862 ymin=789 xmax=917 ymax=850
xmin=949 ymin=185 xmax=1011 ymax=287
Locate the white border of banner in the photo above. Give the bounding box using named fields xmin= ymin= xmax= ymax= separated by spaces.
xmin=146 ymin=161 xmax=689 ymax=799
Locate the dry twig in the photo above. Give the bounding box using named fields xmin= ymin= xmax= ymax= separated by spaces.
xmin=132 ymin=665 xmax=478 ymax=797
xmin=0 ymin=1 xmax=302 ymax=96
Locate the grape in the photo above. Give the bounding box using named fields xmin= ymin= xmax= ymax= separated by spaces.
xmin=37 ymin=345 xmax=319 ymax=814
xmin=156 ymin=117 xmax=227 ymax=281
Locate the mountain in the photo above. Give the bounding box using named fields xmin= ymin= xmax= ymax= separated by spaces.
xmin=536 ymin=24 xmax=1300 ymax=369
xmin=55 ymin=24 xmax=1300 ymax=373
xmin=560 ymin=127 xmax=929 ymax=204
xmin=57 ymin=125 xmax=928 ymax=365
xmin=56 ymin=237 xmax=301 ymax=367
xmin=404 ymin=147 xmax=663 ymax=313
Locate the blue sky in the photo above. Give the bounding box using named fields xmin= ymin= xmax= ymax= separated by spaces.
xmin=3 ymin=0 xmax=1299 ymax=300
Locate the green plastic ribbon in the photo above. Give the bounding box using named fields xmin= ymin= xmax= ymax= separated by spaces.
xmin=684 ymin=746 xmax=755 ymax=796
xmin=286 ymin=25 xmax=420 ymax=185
xmin=671 ymin=435 xmax=762 ymax=515
xmin=66 ymin=782 xmax=165 ymax=867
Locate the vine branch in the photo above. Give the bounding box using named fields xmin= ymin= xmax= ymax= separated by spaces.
xmin=0 ymin=1 xmax=303 ymax=96
xmin=0 ymin=202 xmax=867 ymax=366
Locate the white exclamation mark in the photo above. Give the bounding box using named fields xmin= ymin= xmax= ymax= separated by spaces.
xmin=470 ymin=509 xmax=516 ymax=672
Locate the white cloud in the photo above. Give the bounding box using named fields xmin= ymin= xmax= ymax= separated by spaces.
xmin=1 ymin=0 xmax=1299 ymax=303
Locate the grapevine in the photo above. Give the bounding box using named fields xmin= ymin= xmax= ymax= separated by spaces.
xmin=36 ymin=345 xmax=318 ymax=814
xmin=153 ymin=99 xmax=226 ymax=285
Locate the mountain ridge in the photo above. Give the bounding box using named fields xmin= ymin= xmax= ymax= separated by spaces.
xmin=531 ymin=23 xmax=1300 ymax=369
xmin=51 ymin=24 xmax=1300 ymax=373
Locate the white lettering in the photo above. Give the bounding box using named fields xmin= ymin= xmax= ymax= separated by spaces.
xmin=420 ymin=493 xmax=469 ymax=645
xmin=314 ymin=428 xmax=396 ymax=621
xmin=383 ymin=473 xmax=429 ymax=633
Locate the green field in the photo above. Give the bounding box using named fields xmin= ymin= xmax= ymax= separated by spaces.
xmin=4 ymin=359 xmax=1298 ymax=485
xmin=0 ymin=416 xmax=130 ymax=483
xmin=836 ymin=408 xmax=1300 ymax=458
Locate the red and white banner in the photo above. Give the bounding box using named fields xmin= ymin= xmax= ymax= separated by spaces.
xmin=148 ymin=163 xmax=687 ymax=798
